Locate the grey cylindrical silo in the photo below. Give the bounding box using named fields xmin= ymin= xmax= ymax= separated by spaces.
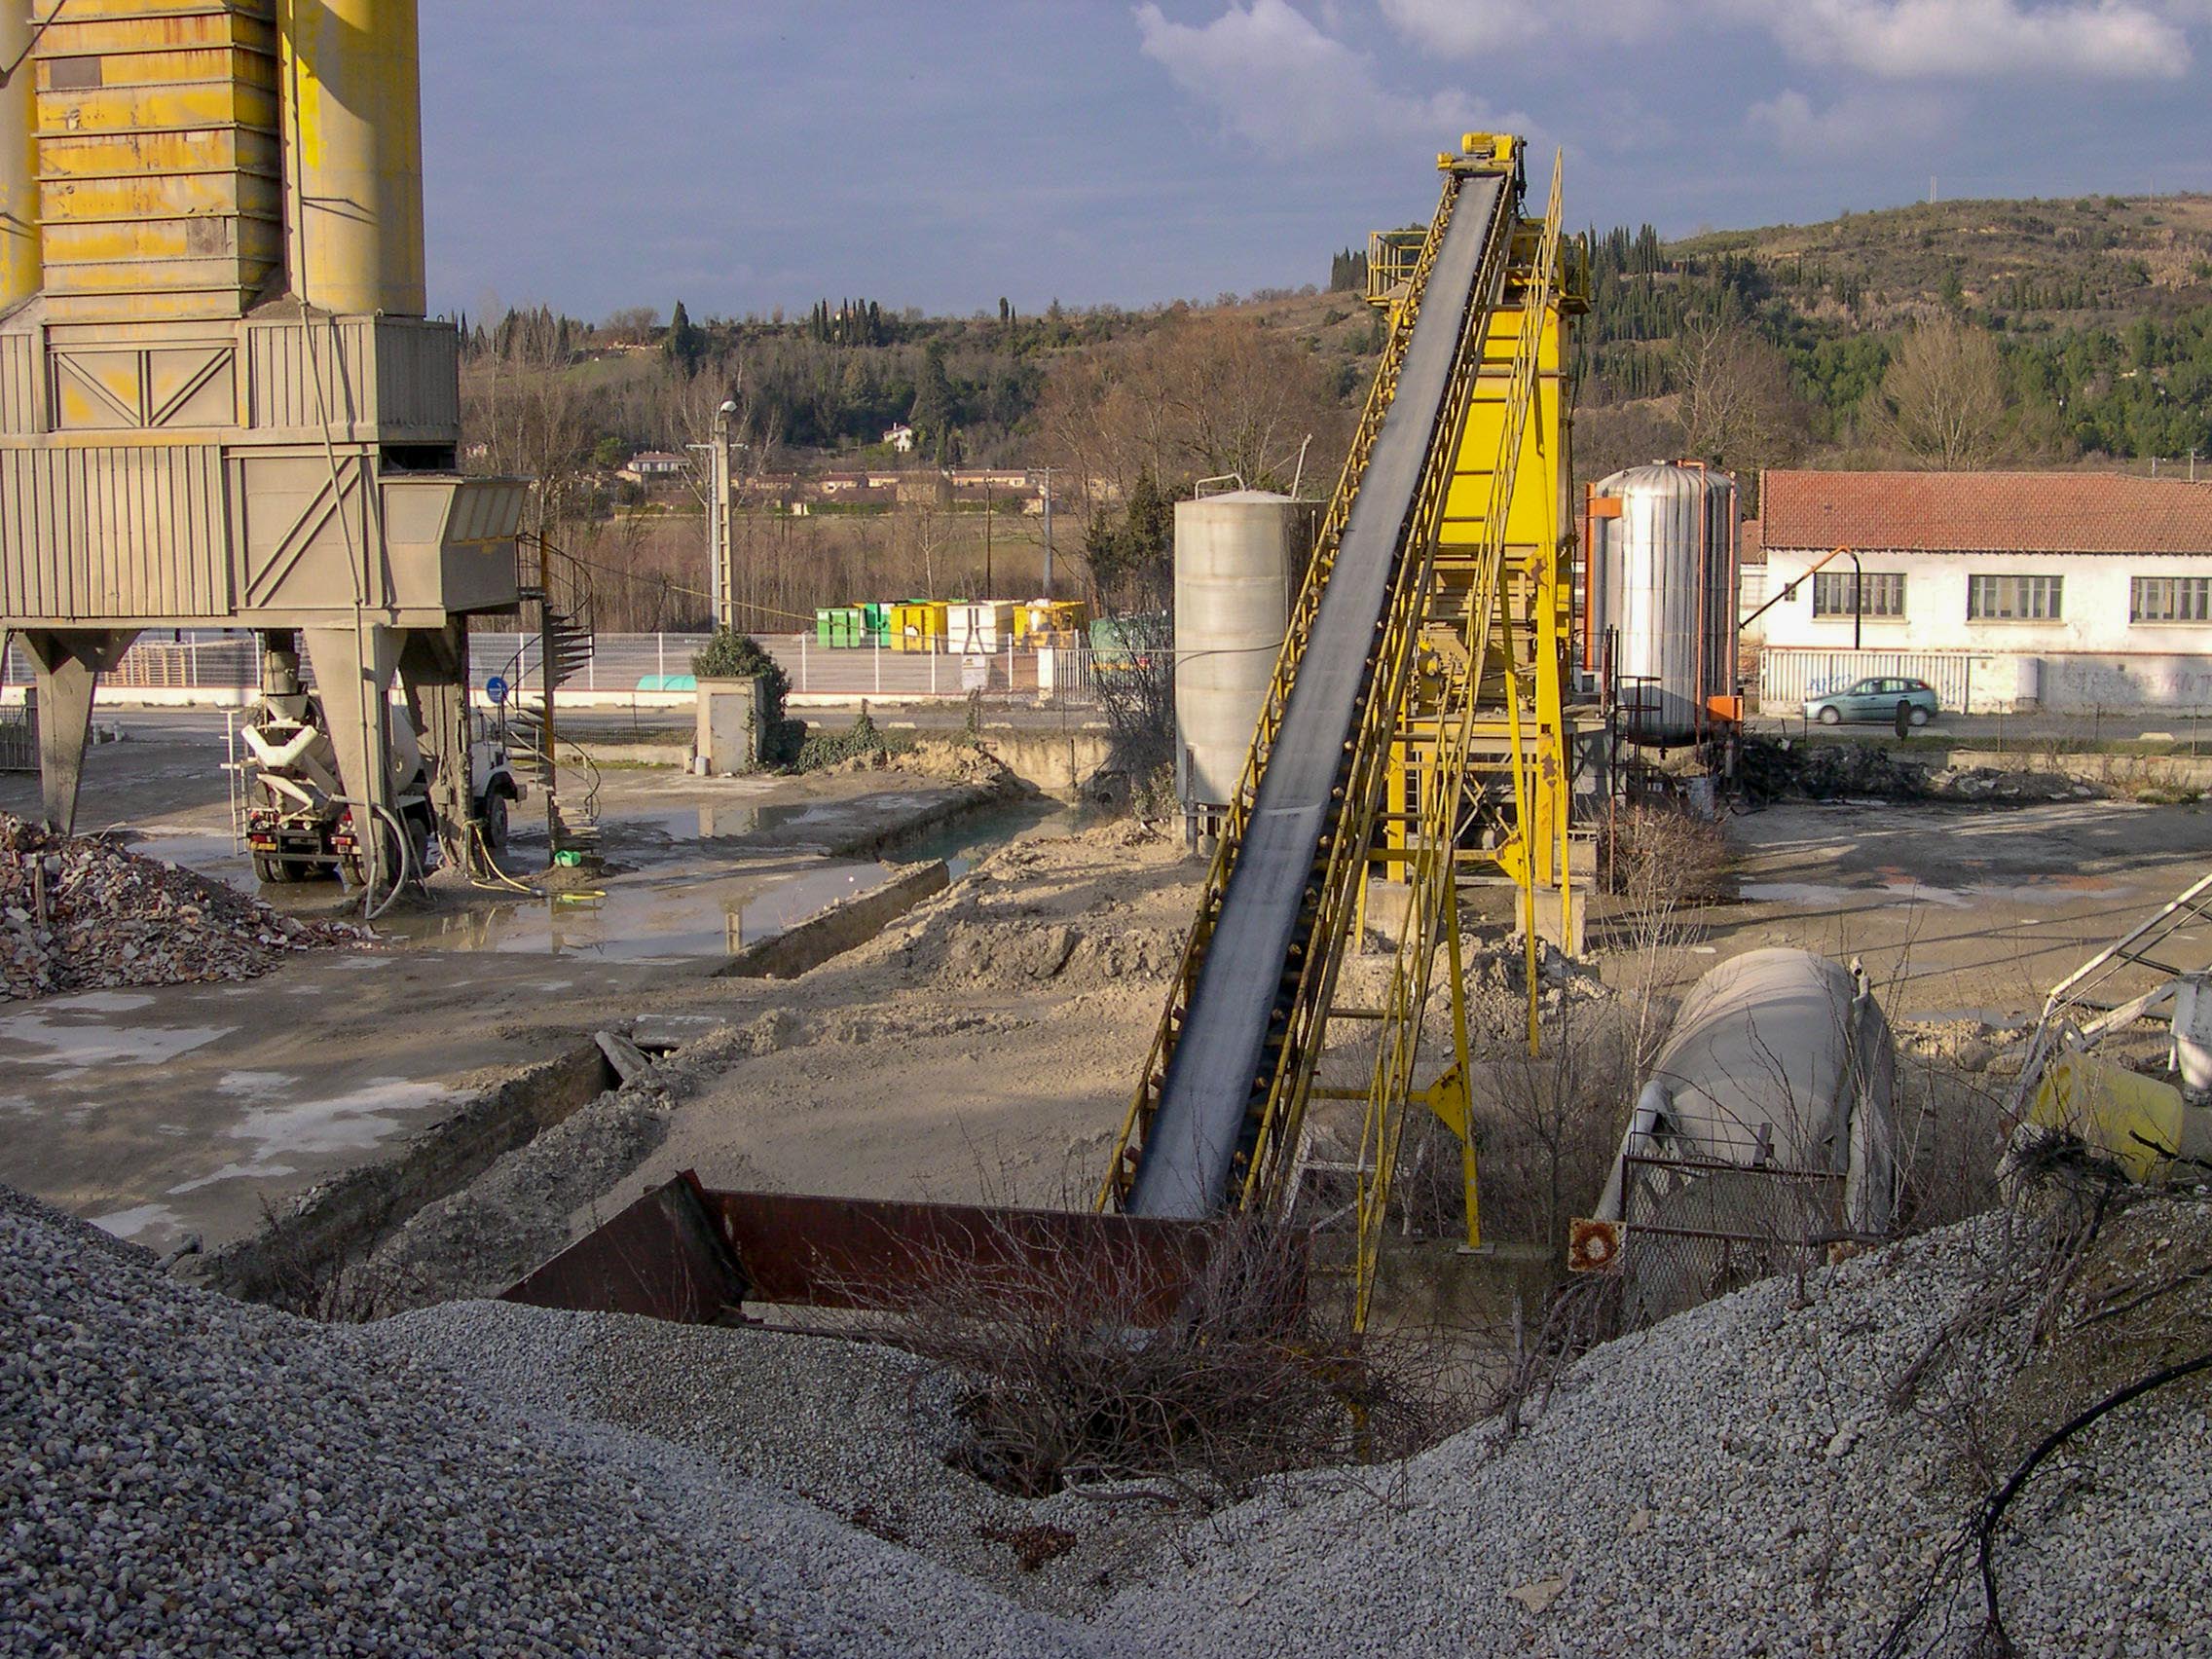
xmin=1587 ymin=461 xmax=1740 ymax=744
xmin=1173 ymin=491 xmax=1310 ymax=812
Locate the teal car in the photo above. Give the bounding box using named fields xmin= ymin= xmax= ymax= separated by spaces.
xmin=1804 ymin=676 xmax=1937 ymax=726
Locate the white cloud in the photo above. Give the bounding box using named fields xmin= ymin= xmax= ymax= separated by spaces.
xmin=1377 ymin=0 xmax=1546 ymax=51
xmin=1379 ymin=0 xmax=1668 ymax=53
xmin=1382 ymin=0 xmax=2196 ymax=78
xmin=1134 ymin=0 xmax=1495 ymax=152
xmin=1746 ymin=86 xmax=1950 ymax=156
xmin=1744 ymin=0 xmax=2190 ymax=80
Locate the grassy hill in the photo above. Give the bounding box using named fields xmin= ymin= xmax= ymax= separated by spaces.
xmin=1578 ymin=194 xmax=2212 ymax=475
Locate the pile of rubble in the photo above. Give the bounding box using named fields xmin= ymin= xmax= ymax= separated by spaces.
xmin=1739 ymin=735 xmax=1932 ymax=801
xmin=0 ymin=815 xmax=361 ymax=1002
xmin=1740 ymin=739 xmax=2103 ymax=806
xmin=1924 ymin=764 xmax=2102 ymax=803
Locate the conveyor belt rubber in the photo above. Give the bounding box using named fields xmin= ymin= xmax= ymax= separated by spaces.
xmin=1125 ymin=175 xmax=1507 ymax=1219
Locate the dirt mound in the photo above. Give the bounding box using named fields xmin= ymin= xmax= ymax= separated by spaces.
xmin=0 ymin=815 xmax=362 ymax=1002
xmin=842 ymin=738 xmax=1019 ymax=792
xmin=867 ymin=823 xmax=1193 ymax=994
xmin=897 ymin=914 xmax=1185 ymax=991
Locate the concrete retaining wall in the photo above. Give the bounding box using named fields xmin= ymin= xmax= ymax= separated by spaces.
xmin=974 ymin=727 xmax=1114 ymax=795
xmin=719 ymin=859 xmax=950 ymax=979
xmin=203 ymin=1041 xmax=613 ymax=1303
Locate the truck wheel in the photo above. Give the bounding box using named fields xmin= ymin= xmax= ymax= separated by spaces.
xmin=339 ymin=817 xmax=407 ymax=891
xmin=480 ymin=791 xmax=509 ymax=856
xmin=253 ymin=853 xmax=293 ymax=885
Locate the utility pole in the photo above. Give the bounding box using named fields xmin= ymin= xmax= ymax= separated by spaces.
xmin=712 ymin=399 xmax=736 ymax=632
xmin=983 ymin=482 xmax=992 ymax=595
xmin=1040 ymin=464 xmax=1053 ymax=599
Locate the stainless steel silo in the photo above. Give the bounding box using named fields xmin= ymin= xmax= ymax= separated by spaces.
xmin=1173 ymin=490 xmax=1312 ymax=836
xmin=1586 ymin=462 xmax=1740 ymax=744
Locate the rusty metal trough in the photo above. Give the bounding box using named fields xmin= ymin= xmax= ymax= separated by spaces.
xmin=502 ymin=1171 xmax=1261 ymax=1329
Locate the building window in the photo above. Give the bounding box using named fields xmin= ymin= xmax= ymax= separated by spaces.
xmin=1811 ymin=571 xmax=1905 ymax=618
xmin=2130 ymin=575 xmax=2212 ymax=623
xmin=1967 ymin=574 xmax=2063 ymax=621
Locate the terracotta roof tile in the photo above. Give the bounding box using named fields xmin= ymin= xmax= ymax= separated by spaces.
xmin=1761 ymin=470 xmax=2212 ymax=555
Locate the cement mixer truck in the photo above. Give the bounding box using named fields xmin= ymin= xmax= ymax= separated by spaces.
xmin=239 ymin=656 xmax=522 ymax=888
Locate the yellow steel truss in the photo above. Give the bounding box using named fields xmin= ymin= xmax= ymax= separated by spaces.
xmin=1101 ymin=136 xmax=1578 ymax=1330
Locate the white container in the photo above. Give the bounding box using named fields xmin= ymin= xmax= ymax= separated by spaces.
xmin=946 ymin=601 xmax=1015 ymax=654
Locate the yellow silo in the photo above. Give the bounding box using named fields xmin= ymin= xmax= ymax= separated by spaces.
xmin=280 ymin=0 xmax=425 ymax=315
xmin=0 ymin=5 xmax=42 ymax=310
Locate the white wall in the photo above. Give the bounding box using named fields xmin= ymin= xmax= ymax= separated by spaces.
xmin=1761 ymin=548 xmax=2212 ymax=656
xmin=1760 ymin=546 xmax=2212 ymax=709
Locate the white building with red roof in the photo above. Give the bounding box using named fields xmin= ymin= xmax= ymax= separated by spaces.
xmin=1757 ymin=470 xmax=2212 ymax=712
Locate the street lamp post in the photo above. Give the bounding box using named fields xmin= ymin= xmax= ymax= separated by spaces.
xmin=1039 ymin=464 xmax=1053 ymax=600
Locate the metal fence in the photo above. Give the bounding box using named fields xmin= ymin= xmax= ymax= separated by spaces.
xmin=1616 ymin=1153 xmax=1847 ymax=1330
xmin=3 ymin=629 xmax=1102 ymax=707
xmin=0 ymin=697 xmax=33 ymax=772
xmin=1757 ymin=648 xmax=1976 ymax=715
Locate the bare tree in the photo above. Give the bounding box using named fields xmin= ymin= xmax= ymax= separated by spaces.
xmin=600 ymin=306 xmax=663 ymax=347
xmin=1673 ymin=318 xmax=1806 ymax=478
xmin=1869 ymin=317 xmax=2011 ymax=469
xmin=461 ymin=329 xmax=591 ymax=541
xmin=1033 ymin=310 xmax=1350 ymax=532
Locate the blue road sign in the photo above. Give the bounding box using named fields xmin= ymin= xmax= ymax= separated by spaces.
xmin=486 ymin=675 xmax=508 ymax=706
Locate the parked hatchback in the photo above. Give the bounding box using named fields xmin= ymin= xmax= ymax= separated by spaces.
xmin=1803 ymin=676 xmax=1938 ymax=726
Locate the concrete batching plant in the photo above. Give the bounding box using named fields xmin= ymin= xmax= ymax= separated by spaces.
xmin=0 ymin=0 xmax=528 ymax=888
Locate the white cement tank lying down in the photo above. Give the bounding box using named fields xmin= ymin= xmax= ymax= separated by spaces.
xmin=1594 ymin=946 xmax=1898 ymax=1326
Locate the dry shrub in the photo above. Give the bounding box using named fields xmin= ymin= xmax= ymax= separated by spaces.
xmin=868 ymin=1215 xmax=1456 ymax=1503
xmin=1607 ymin=800 xmax=1734 ymax=909
xmin=1893 ymin=1053 xmax=2014 ymax=1234
xmin=1394 ymin=1002 xmax=1637 ymax=1248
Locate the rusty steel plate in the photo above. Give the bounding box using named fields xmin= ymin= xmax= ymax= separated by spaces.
xmin=502 ymin=1171 xmax=742 ymax=1322
xmin=1567 ymin=1217 xmax=1623 ymax=1274
xmin=501 ymin=1173 xmax=1292 ymax=1329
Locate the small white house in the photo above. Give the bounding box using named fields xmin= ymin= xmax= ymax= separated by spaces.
xmin=621 ymin=450 xmax=686 ymax=482
xmin=883 ymin=424 xmax=915 ymax=454
xmin=1758 ymin=470 xmax=2212 ymax=713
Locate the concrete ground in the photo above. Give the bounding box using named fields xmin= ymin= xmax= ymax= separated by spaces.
xmin=1690 ymin=796 xmax=2212 ymax=1022
xmin=12 ymin=708 xmax=2211 ymax=1277
xmin=0 ymin=713 xmax=1064 ymax=1251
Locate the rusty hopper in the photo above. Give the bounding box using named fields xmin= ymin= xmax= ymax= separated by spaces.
xmin=503 ymin=1172 xmax=1288 ymax=1330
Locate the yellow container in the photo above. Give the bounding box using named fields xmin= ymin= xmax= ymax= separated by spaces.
xmin=891 ymin=601 xmax=946 ymax=652
xmin=30 ymin=0 xmax=283 ymax=321
xmin=1014 ymin=598 xmax=1088 ymax=643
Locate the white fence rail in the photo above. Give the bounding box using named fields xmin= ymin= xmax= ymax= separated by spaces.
xmin=2 ymin=629 xmax=1101 ymax=707
xmin=1757 ymin=649 xmax=1978 ymax=715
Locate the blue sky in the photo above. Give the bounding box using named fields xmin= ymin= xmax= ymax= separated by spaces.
xmin=420 ymin=1 xmax=2212 ymax=323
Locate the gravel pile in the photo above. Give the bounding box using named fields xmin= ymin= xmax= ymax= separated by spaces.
xmin=0 ymin=1183 xmax=1100 ymax=1659
xmin=0 ymin=814 xmax=360 ymax=1002
xmin=14 ymin=1157 xmax=2207 ymax=1656
xmin=376 ymin=1301 xmax=1171 ymax=1614
xmin=1096 ymin=1202 xmax=2212 ymax=1658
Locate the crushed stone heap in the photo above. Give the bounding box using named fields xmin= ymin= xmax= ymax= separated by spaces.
xmin=0 ymin=1186 xmax=1094 ymax=1659
xmin=0 ymin=814 xmax=361 ymax=1002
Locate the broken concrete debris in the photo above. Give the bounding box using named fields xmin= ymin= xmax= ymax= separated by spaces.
xmin=0 ymin=814 xmax=362 ymax=1002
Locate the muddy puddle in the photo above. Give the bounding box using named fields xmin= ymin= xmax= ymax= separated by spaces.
xmin=122 ymin=793 xmax=1086 ymax=964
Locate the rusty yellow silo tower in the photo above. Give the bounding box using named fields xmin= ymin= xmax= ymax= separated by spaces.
xmin=0 ymin=1 xmax=524 ymax=869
